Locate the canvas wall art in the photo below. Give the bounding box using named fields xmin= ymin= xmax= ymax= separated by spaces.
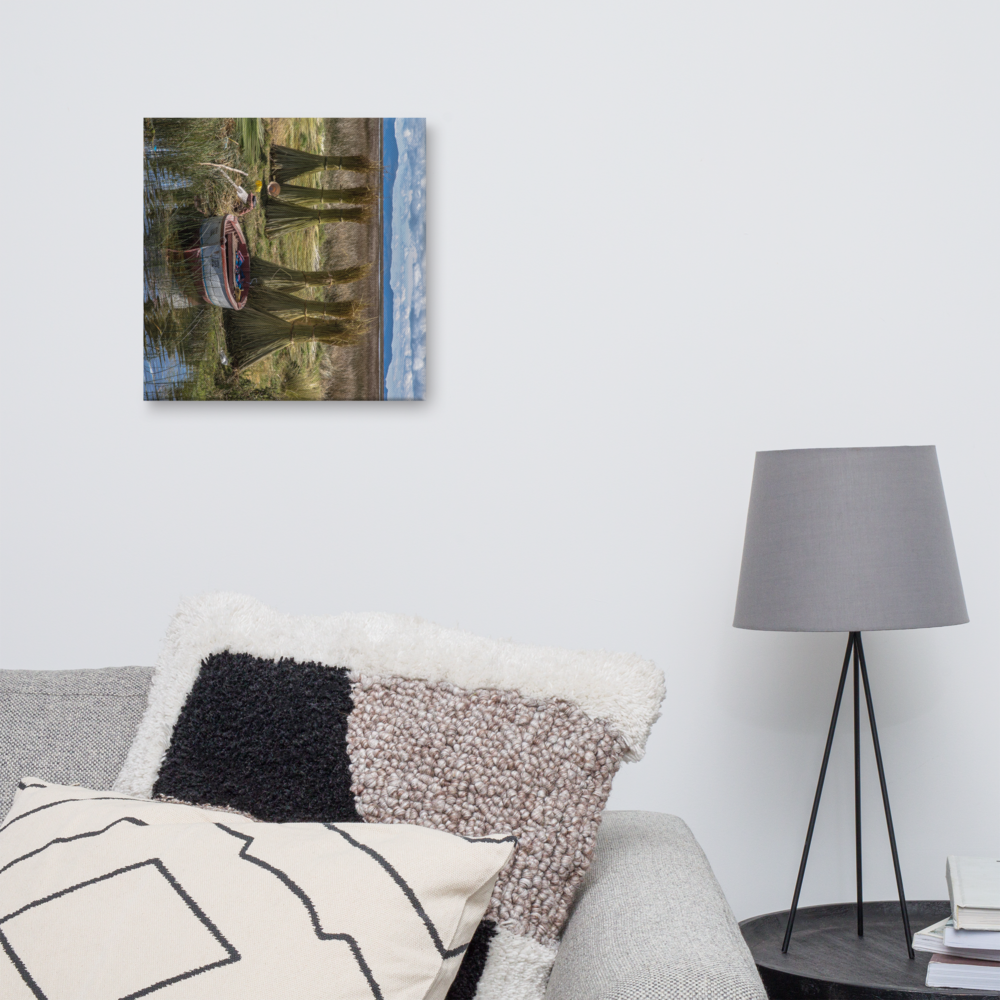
xmin=143 ymin=119 xmax=425 ymax=401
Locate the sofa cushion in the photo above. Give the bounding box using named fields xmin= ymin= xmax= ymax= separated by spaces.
xmin=0 ymin=667 xmax=152 ymax=820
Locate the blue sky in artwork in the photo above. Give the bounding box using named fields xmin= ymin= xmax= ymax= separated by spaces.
xmin=384 ymin=118 xmax=426 ymax=401
xmin=382 ymin=118 xmax=398 ymax=385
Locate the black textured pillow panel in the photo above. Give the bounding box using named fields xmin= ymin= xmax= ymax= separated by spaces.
xmin=154 ymin=652 xmax=361 ymax=823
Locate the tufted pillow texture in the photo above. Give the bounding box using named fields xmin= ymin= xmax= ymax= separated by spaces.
xmin=114 ymin=594 xmax=665 ymax=1000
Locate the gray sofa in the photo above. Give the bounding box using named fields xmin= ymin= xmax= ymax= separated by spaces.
xmin=0 ymin=667 xmax=767 ymax=1000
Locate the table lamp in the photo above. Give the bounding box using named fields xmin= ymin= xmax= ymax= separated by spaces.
xmin=734 ymin=446 xmax=968 ymax=957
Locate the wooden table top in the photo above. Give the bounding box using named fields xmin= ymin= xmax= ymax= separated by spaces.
xmin=741 ymin=900 xmax=1000 ymax=999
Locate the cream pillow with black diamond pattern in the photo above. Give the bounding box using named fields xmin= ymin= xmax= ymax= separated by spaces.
xmin=0 ymin=780 xmax=515 ymax=1000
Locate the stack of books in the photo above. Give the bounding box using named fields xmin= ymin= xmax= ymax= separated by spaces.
xmin=912 ymin=856 xmax=1000 ymax=991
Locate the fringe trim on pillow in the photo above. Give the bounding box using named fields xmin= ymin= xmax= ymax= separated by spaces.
xmin=474 ymin=927 xmax=558 ymax=1000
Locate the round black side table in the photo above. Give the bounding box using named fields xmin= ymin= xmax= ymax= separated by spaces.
xmin=740 ymin=901 xmax=1000 ymax=998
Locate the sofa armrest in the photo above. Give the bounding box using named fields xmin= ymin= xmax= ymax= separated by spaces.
xmin=544 ymin=810 xmax=766 ymax=1000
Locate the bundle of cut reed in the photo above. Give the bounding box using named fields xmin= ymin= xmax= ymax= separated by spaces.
xmin=250 ymin=287 xmax=362 ymax=320
xmin=235 ymin=118 xmax=266 ymax=166
xmin=265 ymin=199 xmax=370 ymax=238
xmin=249 ymin=258 xmax=370 ymax=289
xmin=273 ymin=183 xmax=375 ymax=206
xmin=270 ymin=144 xmax=378 ymax=182
xmin=226 ymin=307 xmax=366 ymax=369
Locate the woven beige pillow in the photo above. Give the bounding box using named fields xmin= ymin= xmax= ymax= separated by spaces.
xmin=0 ymin=780 xmax=514 ymax=1000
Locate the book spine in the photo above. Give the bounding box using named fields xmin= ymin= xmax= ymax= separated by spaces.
xmin=948 ymin=859 xmax=960 ymax=925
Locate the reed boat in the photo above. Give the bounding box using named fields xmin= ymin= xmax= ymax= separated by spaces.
xmin=185 ymin=215 xmax=250 ymax=310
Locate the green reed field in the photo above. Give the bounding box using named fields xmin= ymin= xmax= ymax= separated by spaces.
xmin=144 ymin=118 xmax=330 ymax=400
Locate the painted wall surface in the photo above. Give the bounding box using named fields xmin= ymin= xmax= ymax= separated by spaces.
xmin=1 ymin=2 xmax=997 ymax=921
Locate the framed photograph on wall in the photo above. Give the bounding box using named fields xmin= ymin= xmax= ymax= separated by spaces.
xmin=143 ymin=118 xmax=425 ymax=400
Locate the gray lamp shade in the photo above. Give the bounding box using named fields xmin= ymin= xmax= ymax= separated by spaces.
xmin=734 ymin=446 xmax=968 ymax=632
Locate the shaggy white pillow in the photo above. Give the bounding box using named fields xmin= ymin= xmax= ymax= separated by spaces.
xmin=0 ymin=780 xmax=514 ymax=1000
xmin=114 ymin=593 xmax=666 ymax=1000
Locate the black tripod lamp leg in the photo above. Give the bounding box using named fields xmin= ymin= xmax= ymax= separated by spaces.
xmin=782 ymin=633 xmax=855 ymax=953
xmin=856 ymin=635 xmax=915 ymax=960
xmin=854 ymin=635 xmax=863 ymax=937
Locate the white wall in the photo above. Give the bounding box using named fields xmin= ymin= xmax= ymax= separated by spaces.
xmin=1 ymin=2 xmax=997 ymax=921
